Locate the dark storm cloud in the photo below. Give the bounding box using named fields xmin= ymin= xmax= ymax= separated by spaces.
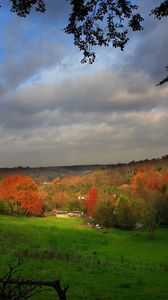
xmin=125 ymin=18 xmax=168 ymax=83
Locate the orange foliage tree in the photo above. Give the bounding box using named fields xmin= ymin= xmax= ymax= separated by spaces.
xmin=132 ymin=167 xmax=168 ymax=193
xmin=1 ymin=175 xmax=43 ymax=215
xmin=131 ymin=168 xmax=163 ymax=192
xmin=84 ymin=187 xmax=98 ymax=217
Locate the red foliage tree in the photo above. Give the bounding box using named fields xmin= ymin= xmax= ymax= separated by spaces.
xmin=84 ymin=187 xmax=98 ymax=217
xmin=1 ymin=175 xmax=43 ymax=215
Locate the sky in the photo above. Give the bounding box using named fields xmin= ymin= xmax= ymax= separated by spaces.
xmin=0 ymin=0 xmax=168 ymax=167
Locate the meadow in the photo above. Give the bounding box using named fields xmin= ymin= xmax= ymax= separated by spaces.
xmin=0 ymin=215 xmax=168 ymax=300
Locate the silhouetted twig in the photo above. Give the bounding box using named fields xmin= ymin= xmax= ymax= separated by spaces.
xmin=0 ymin=258 xmax=69 ymax=300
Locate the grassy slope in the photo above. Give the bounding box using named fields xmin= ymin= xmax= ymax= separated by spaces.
xmin=0 ymin=215 xmax=168 ymax=300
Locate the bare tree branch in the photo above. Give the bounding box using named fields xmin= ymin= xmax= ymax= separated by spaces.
xmin=0 ymin=258 xmax=69 ymax=300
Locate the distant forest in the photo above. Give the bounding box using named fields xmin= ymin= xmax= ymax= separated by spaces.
xmin=0 ymin=154 xmax=168 ymax=179
xmin=0 ymin=154 xmax=168 ymax=235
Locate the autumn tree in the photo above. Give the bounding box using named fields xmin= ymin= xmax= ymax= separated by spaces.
xmin=40 ymin=179 xmax=78 ymax=211
xmin=132 ymin=169 xmax=155 ymax=192
xmin=53 ymin=190 xmax=71 ymax=210
xmin=131 ymin=168 xmax=168 ymax=193
xmin=84 ymin=187 xmax=98 ymax=216
xmin=130 ymin=167 xmax=168 ymax=228
xmin=0 ymin=175 xmax=43 ymax=216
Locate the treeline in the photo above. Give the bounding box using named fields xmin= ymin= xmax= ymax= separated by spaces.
xmin=0 ymin=164 xmax=168 ymax=232
xmin=0 ymin=154 xmax=168 ymax=180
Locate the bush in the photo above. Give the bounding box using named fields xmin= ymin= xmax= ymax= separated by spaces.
xmin=0 ymin=200 xmax=11 ymax=215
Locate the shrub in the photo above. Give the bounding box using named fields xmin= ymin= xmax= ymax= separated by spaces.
xmin=0 ymin=200 xmax=11 ymax=215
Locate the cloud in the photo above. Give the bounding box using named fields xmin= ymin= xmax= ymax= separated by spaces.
xmin=124 ymin=18 xmax=168 ymax=83
xmin=0 ymin=106 xmax=168 ymax=167
xmin=2 ymin=67 xmax=167 ymax=122
xmin=0 ymin=62 xmax=168 ymax=167
xmin=0 ymin=0 xmax=168 ymax=167
xmin=0 ymin=15 xmax=64 ymax=97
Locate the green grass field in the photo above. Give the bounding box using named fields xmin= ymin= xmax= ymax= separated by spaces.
xmin=0 ymin=215 xmax=168 ymax=300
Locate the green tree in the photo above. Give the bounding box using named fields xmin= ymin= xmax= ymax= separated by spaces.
xmin=143 ymin=208 xmax=157 ymax=239
xmin=155 ymin=194 xmax=168 ymax=225
xmin=93 ymin=199 xmax=115 ymax=228
xmin=115 ymin=195 xmax=136 ymax=229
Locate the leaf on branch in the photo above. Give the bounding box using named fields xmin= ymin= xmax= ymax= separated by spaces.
xmin=64 ymin=0 xmax=144 ymax=63
xmin=10 ymin=0 xmax=46 ymax=17
xmin=151 ymin=0 xmax=168 ymax=19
